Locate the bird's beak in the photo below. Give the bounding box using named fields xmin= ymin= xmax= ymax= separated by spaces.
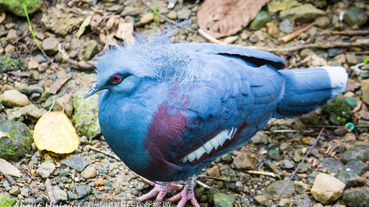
xmin=84 ymin=84 xmax=99 ymax=99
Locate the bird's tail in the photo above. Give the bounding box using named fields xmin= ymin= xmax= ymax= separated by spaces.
xmin=274 ymin=66 xmax=348 ymax=118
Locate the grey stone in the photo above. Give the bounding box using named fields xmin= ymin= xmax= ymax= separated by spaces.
xmin=5 ymin=104 xmax=46 ymax=121
xmin=6 ymin=29 xmax=18 ymax=42
xmin=314 ymin=16 xmax=330 ymax=28
xmin=81 ymin=165 xmax=97 ymax=179
xmin=327 ymin=48 xmax=344 ymax=58
xmin=320 ymin=158 xmax=344 ymax=174
xmin=341 ymin=144 xmax=369 ymax=163
xmin=293 ymin=194 xmax=311 ymax=207
xmin=280 ymin=4 xmax=325 ymax=22
xmin=347 ymin=176 xmax=367 ymax=188
xmin=337 ymin=160 xmax=369 ymax=184
xmin=213 ymin=193 xmax=236 ymax=207
xmin=38 ymin=158 xmax=56 ymax=178
xmin=279 ymin=19 xmax=294 ymax=34
xmin=61 ymin=155 xmax=88 ymax=172
xmin=342 ymin=187 xmax=369 ymax=207
xmin=42 ymin=37 xmax=59 ymax=55
xmin=251 ymin=131 xmax=268 ymax=144
xmin=78 ymin=40 xmax=99 ymax=61
xmin=9 ymin=186 xmax=20 ymax=196
xmin=344 ymin=7 xmax=368 ymax=28
xmin=265 ymin=180 xmax=295 ymax=199
xmin=52 ymin=186 xmax=67 ymax=202
xmin=54 ymin=94 xmax=73 ymax=117
xmin=177 ymin=8 xmax=191 ymax=19
xmin=0 ymin=120 xmax=33 ymax=161
xmin=282 ymin=159 xmax=295 ymax=169
xmin=267 ymin=144 xmax=280 ymax=160
xmin=75 ymin=186 xmax=91 ymax=199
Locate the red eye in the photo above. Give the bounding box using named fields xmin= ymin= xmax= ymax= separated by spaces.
xmin=112 ymin=76 xmax=121 ymax=83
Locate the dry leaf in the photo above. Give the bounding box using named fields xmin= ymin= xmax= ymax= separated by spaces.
xmin=115 ymin=21 xmax=135 ymax=46
xmin=197 ymin=0 xmax=269 ymax=38
xmin=34 ymin=112 xmax=79 ymax=154
xmin=0 ymin=159 xmax=21 ymax=177
xmin=76 ymin=15 xmax=92 ymax=39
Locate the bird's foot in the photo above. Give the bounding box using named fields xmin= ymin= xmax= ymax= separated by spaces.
xmin=168 ymin=175 xmax=200 ymax=207
xmin=138 ymin=178 xmax=182 ymax=204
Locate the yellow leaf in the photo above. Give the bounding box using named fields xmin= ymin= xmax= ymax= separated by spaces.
xmin=34 ymin=112 xmax=79 ymax=154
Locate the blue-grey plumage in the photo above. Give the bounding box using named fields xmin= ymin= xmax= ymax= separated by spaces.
xmin=85 ymin=35 xmax=347 ymax=204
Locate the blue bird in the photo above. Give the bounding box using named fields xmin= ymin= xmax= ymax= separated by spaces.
xmin=84 ymin=35 xmax=347 ymax=206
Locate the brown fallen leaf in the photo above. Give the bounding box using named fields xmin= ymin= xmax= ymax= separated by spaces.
xmin=197 ymin=0 xmax=269 ymax=38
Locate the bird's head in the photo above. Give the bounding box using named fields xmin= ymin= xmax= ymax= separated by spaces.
xmin=84 ymin=34 xmax=198 ymax=99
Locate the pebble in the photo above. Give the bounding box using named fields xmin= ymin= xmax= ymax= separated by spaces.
xmin=223 ymin=36 xmax=238 ymax=44
xmin=342 ymin=187 xmax=369 ymax=207
xmin=251 ymin=131 xmax=268 ymax=144
xmin=167 ymin=10 xmax=177 ymax=19
xmin=78 ymin=40 xmax=99 ymax=61
xmin=52 ymin=186 xmax=67 ymax=202
xmin=81 ymin=165 xmax=97 ymax=179
xmin=314 ymin=16 xmax=330 ymax=28
xmin=5 ymin=44 xmax=15 ymax=56
xmin=293 ymin=194 xmax=311 ymax=207
xmin=61 ymin=155 xmax=88 ymax=172
xmin=206 ymin=165 xmax=221 ymax=177
xmin=9 ymin=186 xmax=20 ymax=196
xmin=6 ymin=29 xmax=18 ymax=42
xmin=42 ymin=37 xmax=59 ymax=55
xmin=138 ymin=13 xmax=153 ymax=25
xmin=249 ymin=11 xmax=272 ymax=29
xmin=327 ymin=48 xmax=344 ymax=58
xmin=340 ymin=144 xmax=369 ymax=163
xmin=311 ymin=173 xmax=345 ymax=204
xmin=282 ymin=159 xmax=295 ymax=169
xmin=343 ymin=7 xmax=368 ymax=28
xmin=294 ymin=181 xmax=310 ymax=194
xmin=337 ymin=160 xmax=368 ymax=184
xmin=279 ymin=19 xmax=294 ymax=34
xmin=27 ymin=57 xmax=39 ymax=69
xmin=265 ymin=180 xmax=295 ymax=199
xmin=213 ymin=192 xmax=236 ymax=207
xmin=279 ymin=4 xmax=325 ymax=22
xmin=358 ymin=133 xmax=369 ymax=141
xmin=0 ymin=90 xmax=29 ymax=107
xmin=37 ymin=160 xmax=56 ymax=178
xmin=320 ymin=158 xmax=344 ymax=174
xmin=347 ymin=176 xmax=367 ymax=188
xmin=266 ymin=22 xmax=279 ymax=36
xmin=334 ymin=54 xmax=346 ymax=64
xmin=233 ymin=153 xmax=254 ymax=170
xmin=54 ymin=94 xmax=73 ymax=117
xmin=343 ymin=133 xmax=356 ymax=142
xmin=267 ymin=144 xmax=280 ymax=160
xmin=345 ymin=53 xmax=358 ymax=65
xmin=361 ymin=80 xmax=369 ymax=105
xmin=177 ymin=8 xmax=191 ymax=19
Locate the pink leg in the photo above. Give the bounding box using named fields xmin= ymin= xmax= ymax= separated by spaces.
xmin=168 ymin=176 xmax=200 ymax=207
xmin=138 ymin=177 xmax=182 ymax=204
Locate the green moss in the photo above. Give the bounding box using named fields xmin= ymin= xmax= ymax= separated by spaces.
xmin=0 ymin=0 xmax=42 ymax=16
xmin=0 ymin=120 xmax=33 ymax=161
xmin=322 ymin=96 xmax=352 ymax=125
xmin=0 ymin=194 xmax=16 ymax=207
xmin=0 ymin=56 xmax=27 ymax=72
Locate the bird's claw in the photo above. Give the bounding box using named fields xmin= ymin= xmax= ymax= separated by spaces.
xmin=138 ymin=182 xmax=182 ymax=204
xmin=168 ymin=185 xmax=200 ymax=207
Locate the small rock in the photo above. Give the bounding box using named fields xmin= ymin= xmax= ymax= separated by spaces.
xmin=27 ymin=57 xmax=39 ymax=69
xmin=358 ymin=133 xmax=369 ymax=141
xmin=206 ymin=165 xmax=220 ymax=177
xmin=223 ymin=36 xmax=238 ymax=44
xmin=167 ymin=11 xmax=177 ymax=19
xmin=334 ymin=54 xmax=346 ymax=64
xmin=81 ymin=165 xmax=97 ymax=179
xmin=337 ymin=160 xmax=369 ymax=184
xmin=213 ymin=193 xmax=236 ymax=207
xmin=311 ymin=173 xmax=345 ymax=204
xmin=52 ymin=186 xmax=67 ymax=202
xmin=248 ymin=33 xmax=259 ymax=43
xmin=341 ymin=144 xmax=369 ymax=163
xmin=347 ymin=176 xmax=367 ymax=188
xmin=342 ymin=187 xmax=369 ymax=207
xmin=314 ymin=16 xmax=330 ymax=28
xmin=345 ymin=53 xmax=358 ymax=65
xmin=233 ymin=153 xmax=254 ymax=170
xmin=9 ymin=186 xmax=20 ymax=196
xmin=42 ymin=37 xmax=59 ymax=55
xmin=267 ymin=144 xmax=280 ymax=160
xmin=361 ymin=80 xmax=369 ymax=105
xmin=343 ymin=133 xmax=356 ymax=142
xmin=177 ymin=8 xmax=191 ymax=19
xmin=294 ymin=181 xmax=310 ymax=194
xmin=0 ymin=90 xmax=29 ymax=107
xmin=280 ymin=4 xmax=325 ymax=22
xmin=265 ymin=180 xmax=295 ymax=199
xmin=54 ymin=94 xmax=73 ymax=117
xmin=6 ymin=29 xmax=18 ymax=42
xmin=254 ymin=195 xmax=267 ymax=206
xmin=38 ymin=158 xmax=56 ymax=178
xmin=293 ymin=194 xmax=311 ymax=207
xmin=78 ymin=40 xmax=99 ymax=61
xmin=139 ymin=13 xmax=153 ymax=25
xmin=221 ymin=154 xmax=233 ymax=164
xmin=266 ymin=22 xmax=279 ymax=36
xmin=320 ymin=158 xmax=344 ymax=174
xmin=300 ymin=49 xmax=315 ymax=58
xmin=249 ymin=11 xmax=272 ymax=29
xmin=279 ymin=142 xmax=290 ymax=151
xmin=0 ymin=120 xmax=33 ymax=161
xmin=0 ymin=159 xmax=21 ymax=177
xmin=279 ymin=19 xmax=294 ymax=34
xmin=282 ymin=159 xmax=295 ymax=169
xmin=251 ymin=131 xmax=268 ymax=144
xmin=74 ymin=186 xmax=91 ymax=199
xmin=327 ymin=48 xmax=344 ymax=58
xmin=61 ymin=155 xmax=88 ymax=172
xmin=344 ymin=7 xmax=368 ymax=28
xmin=5 ymin=104 xmax=46 ymax=121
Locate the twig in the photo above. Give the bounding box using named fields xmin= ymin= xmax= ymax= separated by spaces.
xmin=246 ymin=170 xmax=278 ymax=178
xmin=248 ymin=39 xmax=369 ymax=52
xmin=58 ymin=44 xmax=95 ymax=70
xmin=12 ymin=32 xmax=30 ymax=44
xmin=196 ymin=180 xmax=211 ymax=189
xmin=88 ymin=146 xmax=121 ymax=161
xmin=4 ymin=174 xmax=16 ymax=186
xmin=282 ymin=23 xmax=314 ymax=43
xmin=198 ymin=29 xmax=227 ymax=45
xmin=331 ymin=30 xmax=369 ymax=36
xmin=275 ymin=128 xmax=324 ymax=201
xmin=198 ymin=175 xmax=236 ymax=182
xmin=45 ymin=179 xmax=56 ymax=204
